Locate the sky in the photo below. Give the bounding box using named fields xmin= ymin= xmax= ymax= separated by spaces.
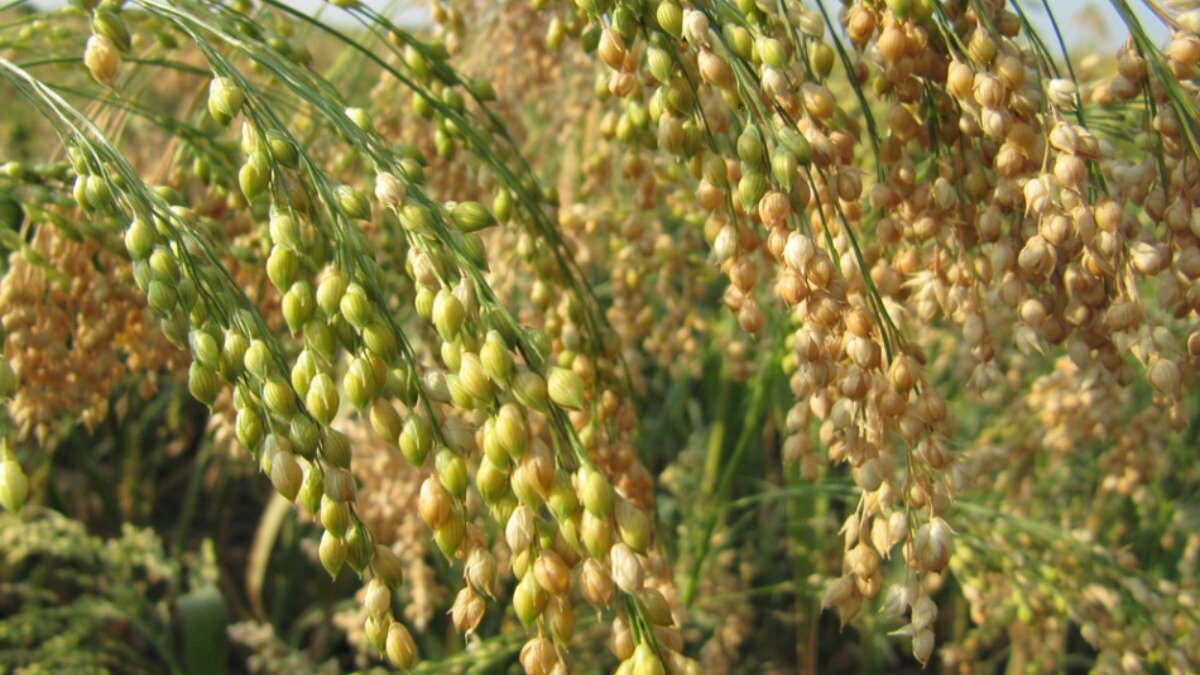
xmin=275 ymin=0 xmax=1172 ymax=49
xmin=28 ymin=0 xmax=1171 ymax=51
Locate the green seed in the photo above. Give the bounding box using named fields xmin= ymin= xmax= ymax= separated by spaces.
xmin=208 ymin=77 xmax=245 ymax=126
xmin=0 ymin=458 xmax=29 ymax=514
xmin=188 ymin=362 xmax=220 ymax=406
xmin=548 ymin=367 xmax=585 ymax=410
xmin=450 ymin=200 xmax=495 ymax=232
xmin=318 ymin=530 xmax=347 ymax=578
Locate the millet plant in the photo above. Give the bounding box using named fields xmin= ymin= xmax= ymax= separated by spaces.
xmin=0 ymin=0 xmax=1198 ymax=673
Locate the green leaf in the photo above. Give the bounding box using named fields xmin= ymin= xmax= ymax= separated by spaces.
xmin=178 ymin=585 xmax=228 ymax=675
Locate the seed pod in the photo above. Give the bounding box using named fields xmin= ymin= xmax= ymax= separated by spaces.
xmin=479 ymin=330 xmax=513 ymax=385
xmin=810 ymin=41 xmax=835 ymax=78
xmin=235 ymin=407 xmax=264 ymax=451
xmin=374 ymin=172 xmax=406 ymax=208
xmin=369 ymin=398 xmax=402 ymax=445
xmin=638 ymin=588 xmax=673 ymax=626
xmin=506 ymin=504 xmax=537 ymax=552
xmin=324 ymin=467 xmax=357 ymax=504
xmin=521 ymin=635 xmax=559 ymax=675
xmin=364 ymin=614 xmax=389 ymax=652
xmin=610 ymin=543 xmax=644 ymax=593
xmin=305 ymin=373 xmax=339 ymax=425
xmin=446 ymin=373 xmax=475 ymax=410
xmin=345 ymin=522 xmax=375 ymax=573
xmin=737 ymin=127 xmax=765 ymax=165
xmin=399 ymin=415 xmax=432 ymax=467
xmin=84 ymin=34 xmax=120 ymax=84
xmin=385 ymin=622 xmax=417 ymax=669
xmin=211 ymin=329 xmax=243 ymax=380
xmin=495 ymin=403 xmax=529 ymax=459
xmin=434 ymin=511 xmax=466 ymax=559
xmin=208 ymin=77 xmax=245 ymax=127
xmin=534 ymin=550 xmax=571 ymax=596
xmin=124 ymin=218 xmax=156 ymax=260
xmin=432 ymin=289 xmax=466 ymax=340
xmin=912 ymin=517 xmax=953 ymax=573
xmin=464 ymin=547 xmax=498 ymax=597
xmin=289 ymin=415 xmax=319 ymax=458
xmin=737 ymin=170 xmax=767 ymax=211
xmin=598 ymin=28 xmax=626 ymax=70
xmin=451 ymin=586 xmax=486 ymax=634
xmin=408 ymin=286 xmax=434 ymax=322
xmin=345 ymin=355 xmax=376 ymax=408
xmin=336 ymin=185 xmax=371 ymax=220
xmin=450 ymin=201 xmax=495 ymax=232
xmin=1046 ymin=78 xmax=1078 ymax=110
xmin=518 ymin=443 xmax=555 ymax=499
xmin=320 ymin=497 xmax=351 ymax=537
xmin=656 ymin=0 xmax=683 ymax=37
xmin=146 ymin=249 xmax=178 ymax=283
xmin=510 ymin=464 xmax=541 ymax=507
xmin=457 ymin=352 xmax=492 ymax=402
xmin=141 ymin=279 xmax=172 ymax=314
xmin=682 ymin=7 xmax=710 ymax=44
xmin=188 ymin=330 xmax=220 ymax=370
xmin=912 ymin=628 xmax=934 ymax=665
xmin=282 ymin=281 xmax=315 ymax=334
xmin=371 ymin=544 xmax=404 ymax=587
xmin=269 ymin=449 xmax=302 ymax=500
xmin=513 ymin=369 xmax=549 ymax=412
xmin=582 ymin=510 xmax=614 ymax=559
xmin=419 ymin=476 xmax=453 ymax=529
xmin=513 ymin=571 xmax=547 ymax=627
xmin=548 ymin=367 xmax=585 ymax=410
xmin=188 ymin=362 xmax=220 ymax=406
xmin=336 ymin=288 xmax=372 ymax=333
xmin=476 ymin=457 xmax=509 ymax=503
xmin=453 ymin=230 xmax=488 ymax=271
xmin=697 ymin=49 xmax=733 ymax=90
xmin=581 ymin=558 xmax=614 ymax=608
xmin=265 ymin=130 xmax=298 ymax=167
xmin=776 ymin=127 xmax=812 ymax=165
xmin=436 ymin=450 xmax=469 ymax=500
xmin=579 ymin=466 xmax=615 ymax=517
xmin=363 ymin=578 xmax=391 ymax=618
xmin=319 ymin=530 xmax=347 ymax=577
xmin=298 ymin=466 xmax=324 ymax=516
xmin=1148 ymin=357 xmax=1182 ymax=399
xmin=909 ymin=595 xmax=938 ymax=632
xmin=268 ymin=211 xmax=301 ymax=250
xmin=645 ymin=46 xmax=673 ymax=84
xmin=239 ymin=151 xmax=270 ymax=201
xmin=615 ymin=499 xmax=651 ymax=553
xmin=768 ymin=148 xmax=796 ymax=186
xmin=0 ymin=457 xmax=29 ymax=513
xmin=82 ymin=174 xmax=113 ymax=212
xmin=757 ymin=37 xmax=787 ymax=70
xmin=399 ymin=203 xmax=435 ymax=234
xmin=315 ymin=431 xmax=349 ymax=472
xmin=295 ymin=359 xmax=321 ymax=409
xmin=263 ymin=376 xmax=296 ymax=416
xmin=315 ymin=269 xmax=348 ymax=316
xmin=632 ymin=644 xmax=665 ymax=675
xmin=525 ymin=328 xmax=553 ymax=364
xmin=547 ymin=473 xmax=580 ymax=522
xmin=300 ymin=321 xmax=333 ymax=364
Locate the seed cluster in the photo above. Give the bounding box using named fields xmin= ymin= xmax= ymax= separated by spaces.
xmin=535 ymin=0 xmax=1200 ymax=666
xmin=0 ymin=0 xmax=1198 ymax=671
